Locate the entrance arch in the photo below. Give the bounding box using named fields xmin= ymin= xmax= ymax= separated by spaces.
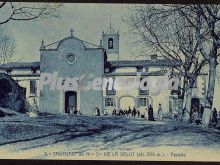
xmin=64 ymin=91 xmax=77 ymax=114
xmin=118 ymin=95 xmax=136 ymax=109
xmin=190 ymin=97 xmax=200 ymax=113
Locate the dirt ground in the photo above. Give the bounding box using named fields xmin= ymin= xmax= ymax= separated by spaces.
xmin=0 ymin=114 xmax=220 ymax=160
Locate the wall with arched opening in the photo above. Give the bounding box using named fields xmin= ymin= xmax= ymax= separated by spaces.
xmin=118 ymin=95 xmax=136 ymax=109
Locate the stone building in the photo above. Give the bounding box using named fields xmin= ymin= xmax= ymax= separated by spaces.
xmin=39 ymin=32 xmax=104 ymax=115
xmin=0 ymin=26 xmax=208 ymax=115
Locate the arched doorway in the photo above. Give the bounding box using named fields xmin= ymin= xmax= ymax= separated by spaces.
xmin=65 ymin=91 xmax=77 ymax=114
xmin=119 ymin=95 xmax=136 ymax=110
xmin=189 ymin=97 xmax=200 ymax=123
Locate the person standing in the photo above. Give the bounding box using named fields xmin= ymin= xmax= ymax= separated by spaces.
xmin=148 ymin=105 xmax=155 ymax=121
xmin=119 ymin=109 xmax=124 ymax=116
xmin=112 ymin=109 xmax=117 ymax=116
xmin=200 ymin=104 xmax=204 ymax=119
xmin=212 ymin=108 xmax=218 ymax=126
xmin=190 ymin=105 xmax=197 ymax=123
xmin=68 ymin=105 xmax=73 ymax=115
xmin=158 ymin=103 xmax=163 ymax=121
xmin=97 ymin=107 xmax=100 ymax=116
xmin=137 ymin=109 xmax=140 ymax=118
xmin=128 ymin=106 xmax=132 ymax=117
xmin=94 ymin=106 xmax=100 ymax=116
xmin=147 ymin=106 xmax=150 ymax=120
xmin=132 ymin=107 xmax=137 ymax=117
xmin=124 ymin=109 xmax=128 ymax=116
xmin=73 ymin=106 xmax=77 ymax=115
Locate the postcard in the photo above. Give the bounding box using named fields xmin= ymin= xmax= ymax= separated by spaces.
xmin=0 ymin=2 xmax=220 ymax=161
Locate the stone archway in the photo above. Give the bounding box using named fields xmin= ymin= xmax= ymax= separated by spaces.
xmin=0 ymin=73 xmax=26 ymax=112
xmin=118 ymin=95 xmax=136 ymax=110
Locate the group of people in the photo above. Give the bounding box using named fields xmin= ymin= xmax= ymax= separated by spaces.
xmin=110 ymin=103 xmax=164 ymax=121
xmin=70 ymin=104 xmax=220 ymax=127
xmin=184 ymin=104 xmax=204 ymax=124
xmin=67 ymin=105 xmax=81 ymax=115
xmin=183 ymin=104 xmax=220 ymax=127
xmin=112 ymin=106 xmax=140 ymax=118
xmin=190 ymin=104 xmax=204 ymax=123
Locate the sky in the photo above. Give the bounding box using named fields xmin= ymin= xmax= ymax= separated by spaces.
xmin=2 ymin=3 xmax=138 ymax=62
xmin=2 ymin=3 xmax=220 ymax=110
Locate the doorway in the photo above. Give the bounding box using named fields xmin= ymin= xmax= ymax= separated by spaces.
xmin=191 ymin=98 xmax=200 ymax=113
xmin=65 ymin=91 xmax=77 ymax=114
xmin=190 ymin=97 xmax=200 ymax=122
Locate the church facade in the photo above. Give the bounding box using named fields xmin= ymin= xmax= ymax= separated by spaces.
xmin=0 ymin=26 xmax=208 ymax=116
xmin=38 ymin=27 xmax=184 ymax=115
xmin=39 ymin=33 xmax=104 ymax=115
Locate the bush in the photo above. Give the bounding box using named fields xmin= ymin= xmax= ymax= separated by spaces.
xmin=0 ymin=110 xmax=6 ymax=117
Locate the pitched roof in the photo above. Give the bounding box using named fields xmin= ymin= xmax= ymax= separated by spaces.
xmin=0 ymin=59 xmax=182 ymax=71
xmin=104 ymin=27 xmax=116 ymax=35
xmin=108 ymin=59 xmax=182 ymax=68
xmin=43 ymin=36 xmax=101 ymax=50
xmin=0 ymin=62 xmax=40 ymax=70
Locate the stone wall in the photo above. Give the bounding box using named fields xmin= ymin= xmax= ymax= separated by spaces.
xmin=0 ymin=73 xmax=26 ymax=112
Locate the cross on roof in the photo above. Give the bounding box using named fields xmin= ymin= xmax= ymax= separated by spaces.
xmin=70 ymin=28 xmax=74 ymax=36
xmin=41 ymin=40 xmax=44 ymax=46
xmin=40 ymin=40 xmax=45 ymax=49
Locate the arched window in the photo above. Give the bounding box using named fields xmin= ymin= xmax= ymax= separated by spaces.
xmin=108 ymin=38 xmax=113 ymax=49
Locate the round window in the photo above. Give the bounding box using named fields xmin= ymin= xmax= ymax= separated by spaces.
xmin=66 ymin=53 xmax=76 ymax=64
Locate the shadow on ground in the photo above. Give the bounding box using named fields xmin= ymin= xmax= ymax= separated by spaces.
xmin=0 ymin=114 xmax=220 ymax=152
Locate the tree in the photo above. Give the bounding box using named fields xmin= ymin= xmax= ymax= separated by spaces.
xmin=168 ymin=4 xmax=220 ymax=127
xmin=0 ymin=2 xmax=62 ymax=64
xmin=0 ymin=2 xmax=62 ymax=25
xmin=193 ymin=5 xmax=220 ymax=127
xmin=0 ymin=27 xmax=15 ymax=64
xmin=124 ymin=5 xmax=207 ymax=122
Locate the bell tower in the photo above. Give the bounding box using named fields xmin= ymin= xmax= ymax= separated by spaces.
xmin=101 ymin=12 xmax=119 ymax=61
